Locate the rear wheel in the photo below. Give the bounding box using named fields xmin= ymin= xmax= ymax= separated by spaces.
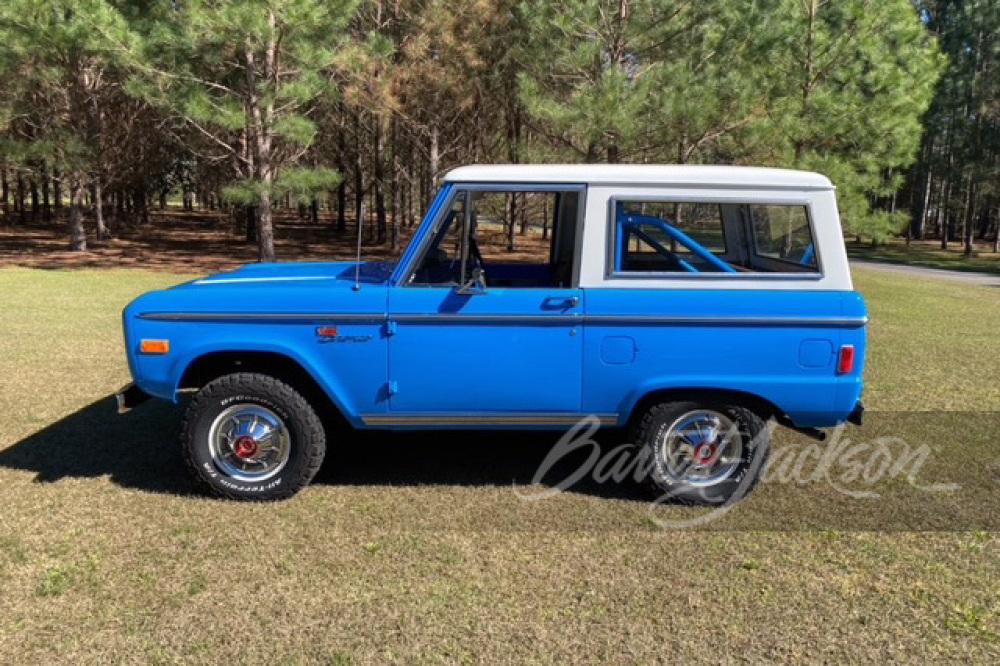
xmin=181 ymin=373 xmax=326 ymax=500
xmin=632 ymin=401 xmax=769 ymax=506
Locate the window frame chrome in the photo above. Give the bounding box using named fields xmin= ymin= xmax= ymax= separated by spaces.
xmin=398 ymin=182 xmax=589 ymax=289
xmin=605 ymin=194 xmax=825 ymax=281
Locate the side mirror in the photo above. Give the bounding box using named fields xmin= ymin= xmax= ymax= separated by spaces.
xmin=455 ymin=267 xmax=488 ymax=295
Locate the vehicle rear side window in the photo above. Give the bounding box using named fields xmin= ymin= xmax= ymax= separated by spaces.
xmin=748 ymin=204 xmax=817 ymax=270
xmin=611 ymin=200 xmax=819 ymax=275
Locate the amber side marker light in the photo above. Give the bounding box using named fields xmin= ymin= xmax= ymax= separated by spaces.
xmin=140 ymin=339 xmax=170 ymax=354
xmin=837 ymin=344 xmax=855 ymax=374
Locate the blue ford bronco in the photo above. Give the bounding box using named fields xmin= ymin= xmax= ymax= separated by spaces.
xmin=118 ymin=165 xmax=866 ymax=503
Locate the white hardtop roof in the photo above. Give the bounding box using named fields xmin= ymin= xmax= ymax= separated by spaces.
xmin=443 ymin=164 xmax=833 ymax=190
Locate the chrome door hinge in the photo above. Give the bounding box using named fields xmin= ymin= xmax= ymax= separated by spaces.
xmin=385 ymin=320 xmax=398 ymax=337
xmin=387 ymin=380 xmax=398 ymax=396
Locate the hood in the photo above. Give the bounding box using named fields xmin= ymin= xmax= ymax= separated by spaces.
xmin=125 ymin=260 xmax=396 ymax=318
xmin=188 ymin=260 xmax=398 ymax=287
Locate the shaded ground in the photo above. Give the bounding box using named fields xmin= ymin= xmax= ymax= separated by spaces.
xmin=0 ymin=209 xmax=411 ymax=273
xmin=0 ymin=208 xmax=552 ymax=273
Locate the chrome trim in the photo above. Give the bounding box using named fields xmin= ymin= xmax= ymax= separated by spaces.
xmin=444 ymin=182 xmax=589 ymax=192
xmin=583 ymin=315 xmax=868 ymax=327
xmin=194 ymin=276 xmax=341 ymax=285
xmin=361 ymin=413 xmax=619 ymax=426
xmin=396 ymin=183 xmax=588 ymax=288
xmin=137 ymin=312 xmax=386 ymax=323
xmin=605 ymin=195 xmax=825 ymax=280
xmin=606 ymin=271 xmax=824 ymax=281
xmin=394 ymin=187 xmax=463 ymax=287
xmin=393 ymin=313 xmax=581 ymax=324
xmin=137 ymin=311 xmax=866 ymax=327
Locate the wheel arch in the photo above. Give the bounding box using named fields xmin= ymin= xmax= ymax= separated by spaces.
xmin=177 ymin=350 xmax=352 ymax=428
xmin=624 ymin=387 xmax=782 ymax=428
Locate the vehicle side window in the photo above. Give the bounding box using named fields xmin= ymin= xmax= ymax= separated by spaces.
xmin=406 ymin=187 xmax=582 ymax=288
xmin=615 ymin=202 xmax=729 ymax=273
xmin=611 ymin=200 xmax=820 ymax=275
xmin=408 ymin=193 xmax=467 ymax=286
xmin=748 ymin=204 xmax=817 ymax=270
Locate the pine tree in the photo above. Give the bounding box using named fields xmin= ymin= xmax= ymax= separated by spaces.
xmin=0 ymin=0 xmax=133 ymax=250
xmin=757 ymin=0 xmax=943 ymax=240
xmin=123 ymin=0 xmax=358 ymax=261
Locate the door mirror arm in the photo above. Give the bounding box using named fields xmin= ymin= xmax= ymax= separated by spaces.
xmin=455 ymin=267 xmax=488 ymax=295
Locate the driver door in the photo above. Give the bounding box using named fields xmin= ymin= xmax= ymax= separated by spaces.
xmin=385 ymin=186 xmax=584 ymax=417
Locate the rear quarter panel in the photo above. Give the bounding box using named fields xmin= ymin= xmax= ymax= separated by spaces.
xmin=582 ymin=289 xmax=867 ymax=427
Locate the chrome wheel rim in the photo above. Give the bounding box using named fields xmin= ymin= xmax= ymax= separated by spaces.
xmin=660 ymin=410 xmax=743 ymax=487
xmin=208 ymin=404 xmax=291 ymax=481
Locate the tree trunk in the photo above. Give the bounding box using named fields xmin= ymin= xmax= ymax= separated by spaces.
xmin=53 ymin=167 xmax=63 ymax=212
xmin=136 ymin=184 xmax=150 ymax=224
xmin=407 ymin=171 xmax=416 ymax=228
xmin=428 ymin=125 xmax=440 ymax=205
xmin=354 ymin=131 xmax=365 ymax=236
xmin=69 ymin=177 xmax=87 ymax=251
xmin=542 ymin=197 xmax=550 ymax=241
xmin=336 ymin=179 xmax=347 ymax=234
xmin=1 ymin=168 xmax=8 ymax=221
xmin=916 ymin=168 xmax=932 ymax=241
xmin=310 ymin=197 xmax=319 ymax=225
xmin=374 ymin=118 xmax=388 ymax=245
xmin=506 ymin=192 xmax=518 ymax=252
xmin=994 ymin=209 xmax=999 ymax=253
xmin=607 ymin=143 xmax=620 ymax=164
xmin=41 ymin=164 xmax=51 ymax=220
xmin=93 ymin=181 xmax=110 ymax=240
xmin=16 ymin=173 xmax=26 ymax=224
xmin=30 ymin=178 xmax=39 ymax=220
xmin=389 ymin=120 xmax=400 ymax=253
xmin=257 ymin=188 xmax=275 ymax=262
xmin=245 ymin=35 xmax=276 ymax=262
xmin=963 ymin=180 xmax=976 ymax=258
xmin=939 ymin=178 xmax=950 ymax=250
xmin=245 ymin=205 xmax=258 ymax=243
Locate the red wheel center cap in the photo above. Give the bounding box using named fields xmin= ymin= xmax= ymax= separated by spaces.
xmin=693 ymin=442 xmax=718 ymax=465
xmin=233 ymin=436 xmax=260 ymax=460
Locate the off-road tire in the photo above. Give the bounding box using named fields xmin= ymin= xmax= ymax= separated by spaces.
xmin=181 ymin=373 xmax=326 ymax=500
xmin=632 ymin=401 xmax=770 ymax=506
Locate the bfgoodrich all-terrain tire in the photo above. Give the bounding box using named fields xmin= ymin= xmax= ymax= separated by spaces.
xmin=632 ymin=401 xmax=770 ymax=506
xmin=181 ymin=373 xmax=326 ymax=500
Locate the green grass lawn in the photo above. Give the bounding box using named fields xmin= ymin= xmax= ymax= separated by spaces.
xmin=0 ymin=267 xmax=998 ymax=663
xmin=847 ymin=237 xmax=1000 ymax=274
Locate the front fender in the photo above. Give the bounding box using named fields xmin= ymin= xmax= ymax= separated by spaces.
xmin=129 ymin=321 xmax=388 ymax=429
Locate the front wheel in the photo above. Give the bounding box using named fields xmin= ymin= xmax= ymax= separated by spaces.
xmin=181 ymin=373 xmax=326 ymax=500
xmin=632 ymin=401 xmax=770 ymax=506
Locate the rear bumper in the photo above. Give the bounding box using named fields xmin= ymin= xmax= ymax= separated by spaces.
xmin=848 ymin=400 xmax=865 ymax=426
xmin=115 ymin=383 xmax=151 ymax=414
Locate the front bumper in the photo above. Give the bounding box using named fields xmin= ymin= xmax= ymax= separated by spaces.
xmin=115 ymin=383 xmax=151 ymax=414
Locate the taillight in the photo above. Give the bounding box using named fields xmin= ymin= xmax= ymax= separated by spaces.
xmin=837 ymin=345 xmax=855 ymax=374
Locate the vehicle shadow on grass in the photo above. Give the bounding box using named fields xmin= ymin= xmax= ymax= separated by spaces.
xmin=0 ymin=396 xmax=200 ymax=495
xmin=0 ymin=394 xmax=649 ymax=502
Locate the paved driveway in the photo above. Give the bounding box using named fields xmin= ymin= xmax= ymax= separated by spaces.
xmin=849 ymin=259 xmax=1000 ymax=286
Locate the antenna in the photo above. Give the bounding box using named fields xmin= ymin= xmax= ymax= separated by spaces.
xmin=352 ymin=202 xmax=364 ymax=291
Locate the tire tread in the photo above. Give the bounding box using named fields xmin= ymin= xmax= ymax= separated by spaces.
xmin=180 ymin=372 xmax=326 ymax=501
xmin=631 ymin=400 xmax=769 ymax=506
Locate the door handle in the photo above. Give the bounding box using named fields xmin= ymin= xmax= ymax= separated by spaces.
xmin=544 ymin=295 xmax=579 ymax=309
